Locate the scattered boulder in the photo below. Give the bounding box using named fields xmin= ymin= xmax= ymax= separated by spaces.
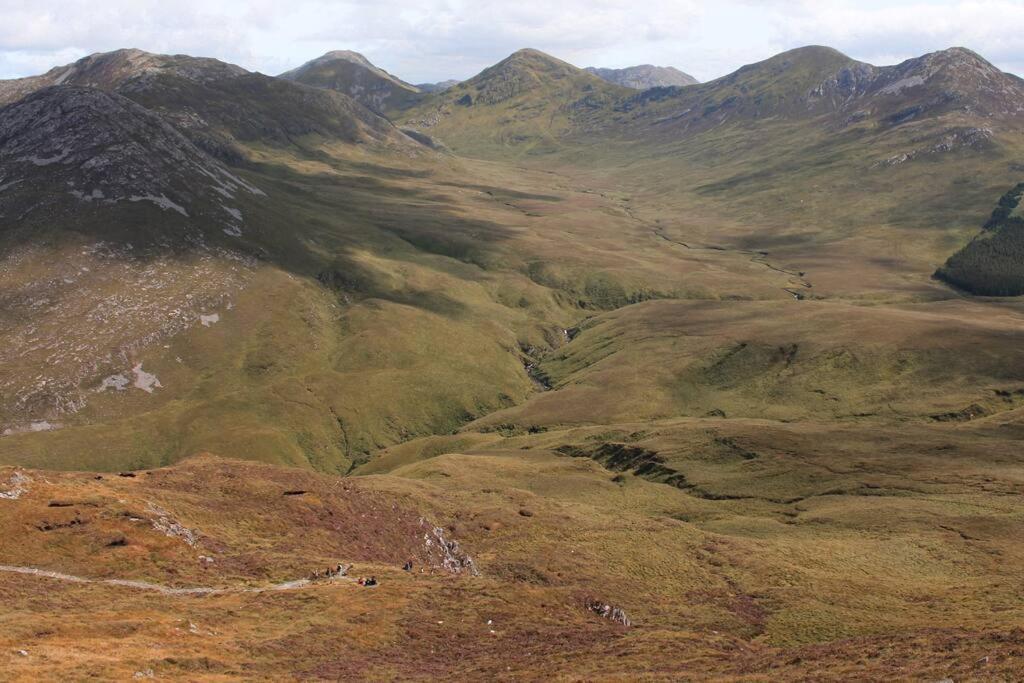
xmin=585 ymin=599 xmax=631 ymax=626
xmin=422 ymin=521 xmax=479 ymax=575
xmin=0 ymin=471 xmax=31 ymax=500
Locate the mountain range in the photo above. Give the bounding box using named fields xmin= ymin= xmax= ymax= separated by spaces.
xmin=2 ymin=40 xmax=1024 ymax=680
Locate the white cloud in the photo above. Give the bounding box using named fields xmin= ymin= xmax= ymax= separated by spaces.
xmin=0 ymin=0 xmax=1020 ymax=84
xmin=768 ymin=0 xmax=1024 ymax=73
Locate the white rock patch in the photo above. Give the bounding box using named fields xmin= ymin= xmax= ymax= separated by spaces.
xmin=199 ymin=313 xmax=220 ymax=327
xmin=146 ymin=503 xmax=199 ymax=547
xmin=221 ymin=206 xmax=243 ymax=222
xmin=99 ymin=374 xmax=130 ymax=392
xmin=877 ymin=75 xmax=926 ymax=96
xmin=131 ymin=363 xmax=162 ymax=393
xmin=25 ymin=150 xmax=69 ymax=166
xmin=70 ymin=188 xmax=105 ymax=202
xmin=128 ymin=194 xmax=188 ymax=217
xmin=2 ymin=422 xmax=61 ymax=436
xmin=0 ymin=471 xmax=31 ymax=500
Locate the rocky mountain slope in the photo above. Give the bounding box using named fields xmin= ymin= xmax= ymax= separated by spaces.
xmin=609 ymin=46 xmax=1024 ymax=140
xmin=0 ymin=86 xmax=263 ymax=239
xmin=0 ymin=85 xmax=266 ymax=428
xmin=0 ymin=49 xmax=417 ymax=160
xmin=585 ymin=64 xmax=698 ymax=89
xmin=279 ymin=50 xmax=424 ymax=114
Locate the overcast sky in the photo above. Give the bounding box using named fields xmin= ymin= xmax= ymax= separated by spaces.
xmin=1 ymin=0 xmax=1021 ymax=84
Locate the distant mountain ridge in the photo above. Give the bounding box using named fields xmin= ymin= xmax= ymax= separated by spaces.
xmin=610 ymin=46 xmax=1024 ymax=136
xmin=416 ymin=79 xmax=460 ymax=93
xmin=585 ymin=64 xmax=698 ymax=89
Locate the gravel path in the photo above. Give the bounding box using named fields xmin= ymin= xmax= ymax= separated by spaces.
xmin=0 ymin=564 xmax=348 ymax=595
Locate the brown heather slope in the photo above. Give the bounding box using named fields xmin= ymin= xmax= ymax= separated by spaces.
xmin=1 ymin=449 xmax=1022 ymax=679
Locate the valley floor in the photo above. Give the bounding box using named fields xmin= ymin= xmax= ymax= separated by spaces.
xmin=3 ymin=144 xmax=1024 ymax=680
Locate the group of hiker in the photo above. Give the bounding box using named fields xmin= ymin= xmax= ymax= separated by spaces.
xmin=310 ymin=563 xmax=349 ymax=581
xmin=307 ymin=558 xmax=416 ymax=587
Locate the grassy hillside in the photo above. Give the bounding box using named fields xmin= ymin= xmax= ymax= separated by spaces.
xmin=401 ymin=49 xmax=632 ymax=157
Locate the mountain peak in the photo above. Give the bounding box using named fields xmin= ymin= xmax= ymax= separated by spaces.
xmin=775 ymin=45 xmax=852 ymax=61
xmin=278 ymin=49 xmax=422 ymax=114
xmin=280 ymin=50 xmax=415 ymax=90
xmin=913 ymin=45 xmax=1002 ymax=76
xmin=586 ymin=64 xmax=698 ymax=89
xmin=507 ymin=48 xmax=555 ymax=60
xmin=494 ymin=48 xmax=580 ymax=74
xmin=319 ymin=50 xmax=375 ymax=68
xmin=471 ymin=48 xmax=599 ymax=87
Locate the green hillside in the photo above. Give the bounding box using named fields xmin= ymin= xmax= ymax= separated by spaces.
xmin=400 ymin=49 xmax=632 ymax=157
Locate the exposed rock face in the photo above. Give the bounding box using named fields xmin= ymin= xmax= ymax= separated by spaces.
xmin=0 ymin=86 xmax=262 ymax=229
xmin=422 ymin=522 xmax=479 ymax=575
xmin=585 ymin=65 xmax=698 ymax=90
xmin=808 ymin=47 xmax=1024 ymax=122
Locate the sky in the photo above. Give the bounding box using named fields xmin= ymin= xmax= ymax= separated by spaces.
xmin=0 ymin=0 xmax=1022 ymax=84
